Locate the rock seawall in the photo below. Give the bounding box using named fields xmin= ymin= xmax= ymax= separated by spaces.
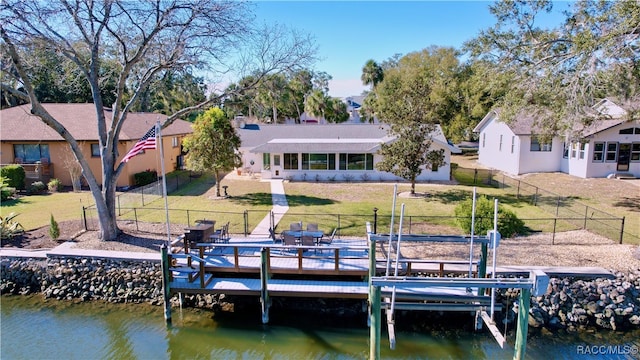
xmin=500 ymin=270 xmax=640 ymax=331
xmin=0 ymin=256 xmax=221 ymax=308
xmin=2 ymin=256 xmax=639 ymax=331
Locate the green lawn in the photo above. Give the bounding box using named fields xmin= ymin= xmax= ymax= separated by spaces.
xmin=1 ymin=191 xmax=94 ymax=230
xmin=3 ymin=170 xmax=635 ymax=243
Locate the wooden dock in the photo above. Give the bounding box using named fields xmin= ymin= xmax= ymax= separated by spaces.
xmin=160 ymin=231 xmax=613 ymax=360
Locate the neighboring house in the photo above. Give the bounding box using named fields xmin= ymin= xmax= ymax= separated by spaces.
xmin=473 ymin=98 xmax=640 ymax=178
xmin=236 ymin=122 xmax=460 ymax=182
xmin=0 ymin=103 xmax=193 ymax=187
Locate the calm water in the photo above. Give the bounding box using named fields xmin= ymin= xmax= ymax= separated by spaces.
xmin=2 ymin=295 xmax=639 ymax=359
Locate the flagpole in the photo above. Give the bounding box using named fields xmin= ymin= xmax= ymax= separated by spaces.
xmin=157 ymin=121 xmax=172 ymax=247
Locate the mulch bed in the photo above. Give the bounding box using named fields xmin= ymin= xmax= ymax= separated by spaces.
xmin=1 ymin=220 xmax=85 ymax=249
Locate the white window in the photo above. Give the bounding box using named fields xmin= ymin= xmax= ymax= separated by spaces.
xmin=631 ymin=143 xmax=640 ymax=162
xmin=531 ymin=136 xmax=551 ymax=152
xmin=510 ymin=136 xmax=515 ymax=154
xmin=172 ymin=137 xmax=179 ymax=148
xmin=563 ymin=142 xmax=569 ymax=159
xmin=482 ymin=133 xmax=486 ymax=148
xmin=571 ymin=142 xmax=578 ymax=158
xmin=592 ymin=142 xmax=604 ymax=162
xmin=606 ymin=142 xmax=618 ymax=162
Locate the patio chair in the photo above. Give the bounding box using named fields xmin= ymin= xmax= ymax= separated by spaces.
xmin=300 ymin=234 xmax=316 ymax=253
xmin=269 ymin=225 xmax=280 ymax=243
xmin=290 ymin=222 xmax=302 ymax=231
xmin=282 ymin=233 xmax=298 ymax=251
xmin=211 ymin=222 xmax=229 ymax=243
xmin=306 ymin=223 xmax=318 ymax=231
xmin=318 ymin=228 xmax=337 ymax=246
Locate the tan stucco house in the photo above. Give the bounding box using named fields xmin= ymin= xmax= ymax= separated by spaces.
xmin=0 ymin=103 xmax=193 ymax=187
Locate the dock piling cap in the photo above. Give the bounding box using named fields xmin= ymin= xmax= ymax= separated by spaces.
xmin=487 ymin=230 xmax=501 ymax=249
xmin=531 ymin=270 xmax=550 ymax=296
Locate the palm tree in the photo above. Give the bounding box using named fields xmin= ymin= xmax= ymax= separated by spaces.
xmin=361 ymin=59 xmax=384 ymax=90
xmin=304 ymin=89 xmax=327 ymax=121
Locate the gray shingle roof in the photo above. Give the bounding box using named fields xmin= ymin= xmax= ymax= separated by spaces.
xmin=0 ymin=103 xmax=192 ymax=141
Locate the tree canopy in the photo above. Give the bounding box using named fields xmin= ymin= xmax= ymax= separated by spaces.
xmin=372 ymin=47 xmax=455 ymax=193
xmin=182 ymin=107 xmax=241 ymax=197
xmin=466 ymin=0 xmax=640 ymax=138
xmin=1 ymin=0 xmax=317 ymax=240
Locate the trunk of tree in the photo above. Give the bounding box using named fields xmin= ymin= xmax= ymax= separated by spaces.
xmin=96 ymin=146 xmax=121 ymax=241
xmin=215 ymin=170 xmax=222 ymax=197
xmin=411 ymin=179 xmax=416 ymax=195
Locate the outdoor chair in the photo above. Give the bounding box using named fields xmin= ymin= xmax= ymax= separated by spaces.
xmin=282 ymin=233 xmax=298 ymax=252
xmin=300 ymin=234 xmax=316 ymax=253
xmin=211 ymin=222 xmax=229 ymax=243
xmin=290 ymin=222 xmax=302 ymax=231
xmin=269 ymin=225 xmax=280 ymax=243
xmin=319 ymin=228 xmax=337 ymax=246
xmin=306 ymin=223 xmax=318 ymax=231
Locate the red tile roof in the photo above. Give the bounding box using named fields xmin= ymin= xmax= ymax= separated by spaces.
xmin=0 ymin=103 xmax=192 ymax=141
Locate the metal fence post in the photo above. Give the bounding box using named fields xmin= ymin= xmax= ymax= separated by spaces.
xmin=82 ymin=206 xmax=88 ymax=230
xmin=619 ymin=216 xmax=625 ymax=244
xmin=583 ymin=206 xmax=589 ymax=229
xmin=244 ymin=210 xmax=249 ymax=236
xmin=141 ymin=186 xmax=144 ymax=206
xmin=134 ymin=208 xmax=139 ymax=231
xmin=373 ymin=208 xmax=378 ymax=234
xmin=186 ymin=209 xmax=190 ymax=227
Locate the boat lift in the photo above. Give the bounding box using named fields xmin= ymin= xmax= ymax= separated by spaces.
xmin=367 ymin=188 xmax=550 ymax=360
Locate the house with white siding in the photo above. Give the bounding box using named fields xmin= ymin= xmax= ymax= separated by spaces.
xmin=236 ymin=122 xmax=460 ymax=182
xmin=473 ymin=99 xmax=640 ymax=178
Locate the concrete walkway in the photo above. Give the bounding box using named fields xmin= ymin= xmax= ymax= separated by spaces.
xmin=249 ymin=179 xmax=289 ymax=238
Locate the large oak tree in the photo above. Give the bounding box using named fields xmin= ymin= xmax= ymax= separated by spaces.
xmin=466 ymin=0 xmax=640 ymax=138
xmin=1 ymin=0 xmax=317 ymax=240
xmin=372 ymin=47 xmax=457 ymax=194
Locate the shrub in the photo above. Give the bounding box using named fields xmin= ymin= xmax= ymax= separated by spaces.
xmin=0 ymin=165 xmax=25 ymax=190
xmin=1 ymin=187 xmax=15 ymax=201
xmin=0 ymin=212 xmax=24 ymax=239
xmin=49 ymin=214 xmax=60 ymax=241
xmin=361 ymin=173 xmax=370 ymax=182
xmin=134 ymin=169 xmax=157 ymax=186
xmin=29 ymin=181 xmax=47 ymax=194
xmin=48 ymin=178 xmax=63 ymax=192
xmin=0 ymin=176 xmax=15 ymax=201
xmin=454 ymin=195 xmax=526 ymax=237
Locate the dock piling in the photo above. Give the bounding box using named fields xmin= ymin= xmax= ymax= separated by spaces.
xmin=160 ymin=244 xmax=172 ymax=325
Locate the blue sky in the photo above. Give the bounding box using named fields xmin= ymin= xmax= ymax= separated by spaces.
xmin=252 ymin=1 xmax=569 ymax=98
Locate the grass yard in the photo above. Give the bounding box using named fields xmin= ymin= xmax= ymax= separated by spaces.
xmin=1 ymin=191 xmax=94 ymax=231
xmin=3 ymin=158 xmax=638 ymax=244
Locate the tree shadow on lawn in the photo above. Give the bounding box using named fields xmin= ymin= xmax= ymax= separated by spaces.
xmin=231 ymin=193 xmax=336 ymax=207
xmin=614 ymin=196 xmax=640 ymax=212
xmin=425 ymin=189 xmax=528 ymax=208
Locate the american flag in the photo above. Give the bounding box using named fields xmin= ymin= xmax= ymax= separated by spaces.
xmin=121 ymin=125 xmax=157 ymax=163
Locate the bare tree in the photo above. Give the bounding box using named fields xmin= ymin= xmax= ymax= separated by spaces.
xmin=0 ymin=0 xmax=317 ymax=240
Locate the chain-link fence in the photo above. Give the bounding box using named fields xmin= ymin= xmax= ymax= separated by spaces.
xmin=115 ymin=171 xmax=197 ymax=216
xmin=452 ymin=166 xmax=636 ymax=244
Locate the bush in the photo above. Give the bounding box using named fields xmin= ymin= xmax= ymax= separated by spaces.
xmin=0 ymin=212 xmax=24 ymax=239
xmin=49 ymin=214 xmax=60 ymax=241
xmin=0 ymin=165 xmax=25 ymax=190
xmin=454 ymin=195 xmax=526 ymax=237
xmin=29 ymin=181 xmax=47 ymax=194
xmin=134 ymin=170 xmax=157 ymax=186
xmin=0 ymin=176 xmax=15 ymax=201
xmin=48 ymin=178 xmax=63 ymax=192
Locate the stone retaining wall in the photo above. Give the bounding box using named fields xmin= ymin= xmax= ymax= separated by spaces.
xmin=1 ymin=256 xmax=639 ymax=331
